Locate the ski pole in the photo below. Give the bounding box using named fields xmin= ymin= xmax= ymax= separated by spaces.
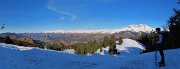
xmin=155 ymin=44 xmax=157 ymax=66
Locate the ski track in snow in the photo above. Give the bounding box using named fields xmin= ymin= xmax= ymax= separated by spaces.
xmin=0 ymin=39 xmax=180 ymax=69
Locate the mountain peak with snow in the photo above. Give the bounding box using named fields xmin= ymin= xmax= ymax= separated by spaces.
xmin=128 ymin=24 xmax=148 ymax=27
xmin=45 ymin=24 xmax=154 ymax=34
xmin=119 ymin=24 xmax=154 ymax=33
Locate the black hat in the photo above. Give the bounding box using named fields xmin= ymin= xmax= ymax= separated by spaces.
xmin=156 ymin=28 xmax=161 ymax=31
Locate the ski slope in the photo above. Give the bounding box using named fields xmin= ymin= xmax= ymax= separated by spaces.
xmin=0 ymin=42 xmax=180 ymax=69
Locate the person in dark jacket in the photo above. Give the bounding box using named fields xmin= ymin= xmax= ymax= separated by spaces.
xmin=155 ymin=28 xmax=165 ymax=66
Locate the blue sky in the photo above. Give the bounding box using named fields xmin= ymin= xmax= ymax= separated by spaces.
xmin=0 ymin=0 xmax=179 ymax=33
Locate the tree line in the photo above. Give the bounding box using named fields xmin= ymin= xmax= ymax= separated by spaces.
xmin=71 ymin=35 xmax=123 ymax=55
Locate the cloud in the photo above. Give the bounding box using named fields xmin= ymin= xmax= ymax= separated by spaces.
xmin=47 ymin=0 xmax=77 ymax=20
xmin=60 ymin=16 xmax=66 ymax=20
xmin=47 ymin=0 xmax=114 ymax=20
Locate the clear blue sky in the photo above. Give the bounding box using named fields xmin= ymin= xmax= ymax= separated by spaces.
xmin=0 ymin=0 xmax=179 ymax=33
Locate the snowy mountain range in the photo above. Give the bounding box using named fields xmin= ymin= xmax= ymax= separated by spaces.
xmin=45 ymin=24 xmax=155 ymax=34
xmin=1 ymin=24 xmax=154 ymax=42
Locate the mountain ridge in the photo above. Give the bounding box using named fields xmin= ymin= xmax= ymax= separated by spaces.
xmin=45 ymin=24 xmax=154 ymax=34
xmin=1 ymin=24 xmax=154 ymax=42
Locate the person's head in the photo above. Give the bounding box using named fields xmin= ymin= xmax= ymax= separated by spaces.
xmin=156 ymin=28 xmax=161 ymax=33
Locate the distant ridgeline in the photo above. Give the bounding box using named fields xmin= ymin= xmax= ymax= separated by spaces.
xmin=1 ymin=31 xmax=147 ymax=42
xmin=0 ymin=24 xmax=154 ymax=42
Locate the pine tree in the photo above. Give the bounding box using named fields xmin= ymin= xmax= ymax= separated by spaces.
xmin=100 ymin=48 xmax=103 ymax=53
xmin=102 ymin=36 xmax=110 ymax=48
xmin=168 ymin=3 xmax=180 ymax=48
xmin=108 ymin=35 xmax=117 ymax=55
xmin=118 ymin=36 xmax=123 ymax=45
xmin=137 ymin=32 xmax=156 ymax=52
xmin=4 ymin=36 xmax=13 ymax=44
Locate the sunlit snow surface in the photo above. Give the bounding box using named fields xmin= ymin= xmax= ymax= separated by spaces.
xmin=0 ymin=39 xmax=180 ymax=69
xmin=96 ymin=39 xmax=145 ymax=55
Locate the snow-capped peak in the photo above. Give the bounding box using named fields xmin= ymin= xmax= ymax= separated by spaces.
xmin=45 ymin=24 xmax=154 ymax=33
xmin=128 ymin=24 xmax=148 ymax=28
xmin=119 ymin=24 xmax=155 ymax=32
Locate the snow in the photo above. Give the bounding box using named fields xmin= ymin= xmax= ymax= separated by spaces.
xmin=0 ymin=42 xmax=180 ymax=69
xmin=116 ymin=39 xmax=145 ymax=55
xmin=96 ymin=39 xmax=145 ymax=55
xmin=119 ymin=24 xmax=155 ymax=33
xmin=95 ymin=46 xmax=109 ymax=55
xmin=45 ymin=24 xmax=154 ymax=34
xmin=63 ymin=49 xmax=75 ymax=54
xmin=0 ymin=43 xmax=33 ymax=51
